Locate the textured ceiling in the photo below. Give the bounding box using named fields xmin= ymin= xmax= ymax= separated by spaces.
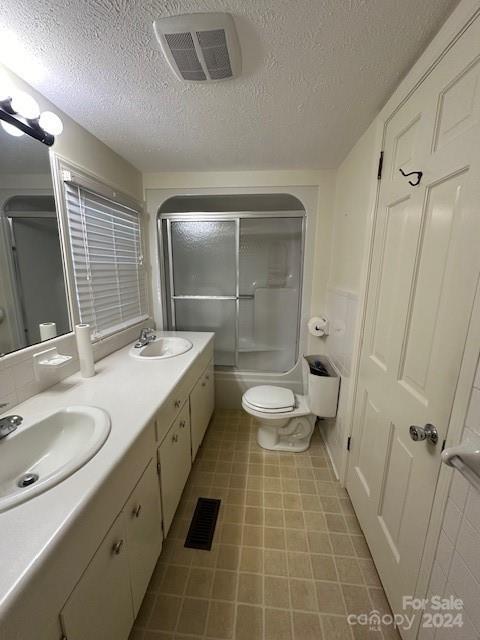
xmin=0 ymin=0 xmax=458 ymax=172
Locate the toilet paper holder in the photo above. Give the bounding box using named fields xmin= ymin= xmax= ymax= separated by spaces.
xmin=308 ymin=316 xmax=329 ymax=337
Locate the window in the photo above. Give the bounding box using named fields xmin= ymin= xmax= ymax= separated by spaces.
xmin=63 ymin=180 xmax=148 ymax=339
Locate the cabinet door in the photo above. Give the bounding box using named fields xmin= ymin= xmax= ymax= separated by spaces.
xmin=60 ymin=512 xmax=133 ymax=640
xmin=125 ymin=458 xmax=163 ymax=615
xmin=158 ymin=401 xmax=192 ymax=535
xmin=190 ymin=360 xmax=215 ymax=460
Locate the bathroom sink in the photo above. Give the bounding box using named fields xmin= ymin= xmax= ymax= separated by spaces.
xmin=0 ymin=406 xmax=110 ymax=512
xmin=130 ymin=336 xmax=193 ymax=360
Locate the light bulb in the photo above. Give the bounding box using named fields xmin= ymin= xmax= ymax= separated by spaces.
xmin=1 ymin=120 xmax=24 ymax=137
xmin=39 ymin=111 xmax=63 ymax=135
xmin=0 ymin=71 xmax=13 ymax=101
xmin=10 ymin=91 xmax=40 ymax=119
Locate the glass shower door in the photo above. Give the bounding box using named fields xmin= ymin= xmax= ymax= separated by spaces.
xmin=165 ymin=215 xmax=303 ymax=372
xmin=238 ymin=217 xmax=303 ymax=372
xmin=168 ymin=219 xmax=238 ymax=366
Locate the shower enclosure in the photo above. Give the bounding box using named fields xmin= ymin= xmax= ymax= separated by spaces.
xmin=160 ymin=206 xmax=304 ymax=373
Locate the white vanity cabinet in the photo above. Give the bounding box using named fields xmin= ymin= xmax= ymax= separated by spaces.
xmin=158 ymin=401 xmax=192 ymax=535
xmin=60 ymin=511 xmax=133 ymax=640
xmin=60 ymin=458 xmax=162 ymax=640
xmin=190 ymin=360 xmax=214 ymax=460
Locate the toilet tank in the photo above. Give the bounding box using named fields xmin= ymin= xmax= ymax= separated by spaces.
xmin=304 ymin=355 xmax=340 ymax=418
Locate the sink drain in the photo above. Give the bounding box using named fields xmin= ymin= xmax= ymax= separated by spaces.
xmin=17 ymin=473 xmax=39 ymax=488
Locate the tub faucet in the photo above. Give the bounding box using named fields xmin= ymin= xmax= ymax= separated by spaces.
xmin=0 ymin=415 xmax=22 ymax=440
xmin=135 ymin=327 xmax=156 ymax=348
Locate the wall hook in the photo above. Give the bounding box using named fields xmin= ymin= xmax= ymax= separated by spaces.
xmin=399 ymin=168 xmax=423 ymax=186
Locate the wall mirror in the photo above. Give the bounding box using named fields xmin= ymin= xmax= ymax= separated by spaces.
xmin=0 ymin=128 xmax=70 ymax=356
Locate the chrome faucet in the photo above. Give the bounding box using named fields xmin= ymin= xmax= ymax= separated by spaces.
xmin=0 ymin=415 xmax=22 ymax=440
xmin=135 ymin=327 xmax=156 ymax=348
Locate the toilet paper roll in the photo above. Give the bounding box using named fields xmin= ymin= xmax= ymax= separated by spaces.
xmin=75 ymin=323 xmax=95 ymax=378
xmin=39 ymin=322 xmax=57 ymax=341
xmin=307 ymin=316 xmax=329 ymax=337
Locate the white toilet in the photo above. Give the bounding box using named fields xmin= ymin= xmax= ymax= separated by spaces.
xmin=242 ymin=357 xmax=340 ymax=452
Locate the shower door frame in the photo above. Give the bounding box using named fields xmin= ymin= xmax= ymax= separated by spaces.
xmin=160 ymin=211 xmax=306 ymax=372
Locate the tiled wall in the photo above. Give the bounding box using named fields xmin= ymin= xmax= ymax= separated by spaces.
xmin=0 ymin=320 xmax=152 ymax=413
xmin=320 ymin=288 xmax=359 ymax=479
xmin=419 ymin=358 xmax=480 ymax=640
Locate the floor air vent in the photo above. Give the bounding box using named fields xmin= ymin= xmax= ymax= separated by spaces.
xmin=184 ymin=497 xmax=221 ymax=550
xmin=153 ymin=13 xmax=241 ymax=82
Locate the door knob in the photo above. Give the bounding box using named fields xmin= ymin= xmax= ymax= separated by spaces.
xmin=409 ymin=423 xmax=439 ymax=445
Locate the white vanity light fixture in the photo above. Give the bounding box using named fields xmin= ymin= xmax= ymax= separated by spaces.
xmin=10 ymin=90 xmax=40 ymax=119
xmin=1 ymin=120 xmax=24 ymax=137
xmin=0 ymin=72 xmax=63 ymax=145
xmin=38 ymin=111 xmax=63 ymax=136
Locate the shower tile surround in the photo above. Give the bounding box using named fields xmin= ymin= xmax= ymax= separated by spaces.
xmin=131 ymin=409 xmax=399 ymax=640
xmin=0 ymin=321 xmax=152 ymax=411
xmin=319 ymin=288 xmax=359 ymax=479
xmin=419 ymin=358 xmax=480 ymax=640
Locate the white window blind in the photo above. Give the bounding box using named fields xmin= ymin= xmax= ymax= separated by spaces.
xmin=64 ymin=182 xmax=148 ymax=338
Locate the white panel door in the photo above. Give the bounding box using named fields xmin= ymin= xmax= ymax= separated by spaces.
xmin=125 ymin=458 xmax=163 ymax=615
xmin=347 ymin=17 xmax=480 ymax=628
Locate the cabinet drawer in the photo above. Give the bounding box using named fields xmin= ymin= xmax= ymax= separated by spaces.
xmin=155 ymin=376 xmax=190 ymax=443
xmin=190 ymin=360 xmax=215 ymax=460
xmin=125 ymin=458 xmax=163 ymax=615
xmin=158 ymin=401 xmax=192 ymax=535
xmin=60 ymin=512 xmax=133 ymax=640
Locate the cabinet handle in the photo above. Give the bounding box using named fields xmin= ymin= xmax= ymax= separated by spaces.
xmin=205 ymin=375 xmax=210 ymax=380
xmin=112 ymin=539 xmax=124 ymax=555
xmin=174 ymin=400 xmax=181 ymax=408
xmin=172 ymin=433 xmax=178 ymax=443
xmin=201 ymin=382 xmax=206 ymax=387
xmin=180 ymin=420 xmax=186 ymax=428
xmin=133 ymin=504 xmax=142 ymax=518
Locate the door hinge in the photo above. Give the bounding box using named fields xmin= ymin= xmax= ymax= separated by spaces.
xmin=347 ymin=436 xmax=352 ymax=451
xmin=441 ymin=439 xmax=446 ymax=452
xmin=377 ymin=151 xmax=384 ymax=180
xmin=156 ymin=461 xmax=161 ymax=476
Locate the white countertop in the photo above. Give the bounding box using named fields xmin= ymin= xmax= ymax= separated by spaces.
xmin=0 ymin=331 xmax=213 ymax=620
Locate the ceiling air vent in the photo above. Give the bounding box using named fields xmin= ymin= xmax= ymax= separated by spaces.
xmin=153 ymin=12 xmax=242 ymax=82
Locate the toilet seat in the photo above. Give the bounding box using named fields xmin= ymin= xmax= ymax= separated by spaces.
xmin=243 ymin=385 xmax=295 ymax=412
xmin=243 ymin=399 xmax=294 ymax=414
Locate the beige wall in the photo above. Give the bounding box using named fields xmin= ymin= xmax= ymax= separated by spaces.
xmin=328 ymin=121 xmax=380 ymax=294
xmin=317 ymin=119 xmax=382 ymax=479
xmin=0 ymin=63 xmax=144 ymax=409
xmin=143 ymin=169 xmax=336 ymax=344
xmin=0 ymin=64 xmax=142 ymax=200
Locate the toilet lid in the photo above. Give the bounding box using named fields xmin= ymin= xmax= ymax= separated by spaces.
xmin=244 ymin=386 xmax=295 ymax=411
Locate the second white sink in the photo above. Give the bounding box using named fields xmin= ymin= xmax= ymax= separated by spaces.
xmin=0 ymin=406 xmax=111 ymax=512
xmin=130 ymin=336 xmax=193 ymax=360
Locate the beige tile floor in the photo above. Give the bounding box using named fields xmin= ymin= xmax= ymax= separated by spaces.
xmin=130 ymin=410 xmax=400 ymax=640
